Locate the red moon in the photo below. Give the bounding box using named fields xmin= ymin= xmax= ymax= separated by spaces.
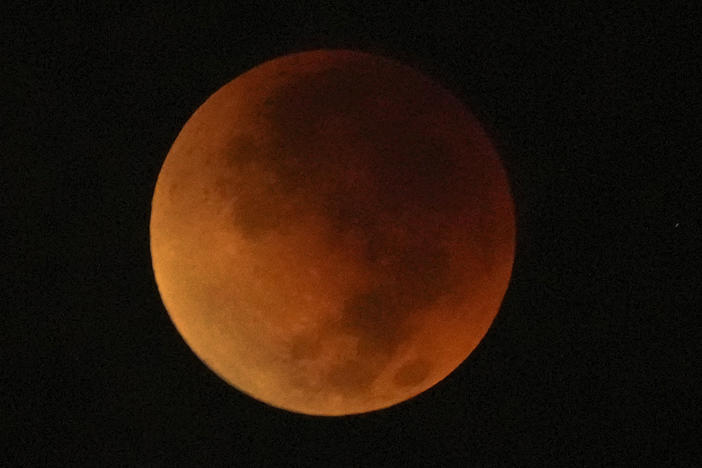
xmin=150 ymin=50 xmax=515 ymax=415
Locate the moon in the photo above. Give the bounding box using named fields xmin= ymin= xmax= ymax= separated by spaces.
xmin=150 ymin=50 xmax=515 ymax=416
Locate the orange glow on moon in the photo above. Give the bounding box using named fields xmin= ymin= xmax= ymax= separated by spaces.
xmin=150 ymin=50 xmax=515 ymax=415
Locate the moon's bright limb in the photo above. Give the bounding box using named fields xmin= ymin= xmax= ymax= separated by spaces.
xmin=150 ymin=50 xmax=515 ymax=416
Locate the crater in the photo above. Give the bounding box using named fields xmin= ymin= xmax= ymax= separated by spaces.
xmin=288 ymin=333 xmax=322 ymax=361
xmin=326 ymin=356 xmax=383 ymax=395
xmin=393 ymin=359 xmax=432 ymax=387
xmin=222 ymin=132 xmax=260 ymax=167
xmin=232 ymin=192 xmax=284 ymax=240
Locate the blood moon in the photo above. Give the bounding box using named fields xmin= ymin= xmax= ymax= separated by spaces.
xmin=150 ymin=50 xmax=515 ymax=416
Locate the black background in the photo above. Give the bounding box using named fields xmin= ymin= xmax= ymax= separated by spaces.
xmin=4 ymin=3 xmax=699 ymax=465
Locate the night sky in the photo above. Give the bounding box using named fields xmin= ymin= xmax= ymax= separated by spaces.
xmin=6 ymin=3 xmax=698 ymax=465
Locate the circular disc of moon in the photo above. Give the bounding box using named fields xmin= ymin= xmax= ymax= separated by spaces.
xmin=150 ymin=49 xmax=515 ymax=416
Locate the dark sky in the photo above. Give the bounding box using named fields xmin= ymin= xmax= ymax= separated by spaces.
xmin=5 ymin=3 xmax=698 ymax=465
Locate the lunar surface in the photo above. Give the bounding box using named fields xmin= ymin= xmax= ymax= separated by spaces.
xmin=150 ymin=49 xmax=515 ymax=415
